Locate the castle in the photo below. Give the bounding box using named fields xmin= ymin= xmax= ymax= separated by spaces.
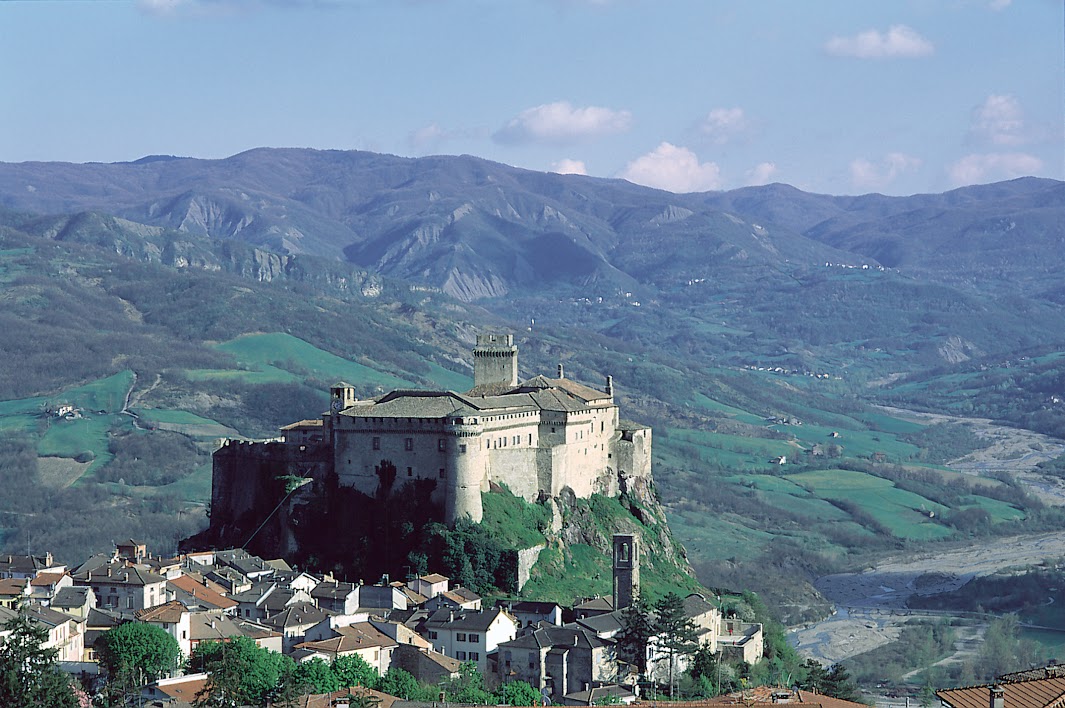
xmin=215 ymin=334 xmax=652 ymax=526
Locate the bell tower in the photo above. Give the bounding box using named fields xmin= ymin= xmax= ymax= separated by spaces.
xmin=612 ymin=533 xmax=640 ymax=610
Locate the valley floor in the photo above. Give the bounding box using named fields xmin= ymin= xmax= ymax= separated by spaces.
xmin=793 ymin=410 xmax=1065 ymax=665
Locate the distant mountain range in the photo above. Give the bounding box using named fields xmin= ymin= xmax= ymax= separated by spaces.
xmin=3 ymin=148 xmax=1061 ymax=302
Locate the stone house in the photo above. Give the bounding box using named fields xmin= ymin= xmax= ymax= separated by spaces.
xmin=496 ymin=625 xmax=616 ymax=703
xmin=422 ymin=607 xmax=517 ymax=675
xmin=74 ymin=562 xmax=168 ymax=612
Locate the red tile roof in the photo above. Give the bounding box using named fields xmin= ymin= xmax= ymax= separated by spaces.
xmin=938 ymin=679 xmax=1065 ymax=708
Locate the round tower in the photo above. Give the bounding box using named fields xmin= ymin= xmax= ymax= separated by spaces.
xmin=444 ymin=415 xmax=486 ymax=524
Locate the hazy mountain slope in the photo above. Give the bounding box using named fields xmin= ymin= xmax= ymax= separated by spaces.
xmin=8 ymin=148 xmax=1029 ymax=300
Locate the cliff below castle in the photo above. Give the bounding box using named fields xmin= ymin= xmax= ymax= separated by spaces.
xmin=186 ymin=450 xmax=702 ymax=602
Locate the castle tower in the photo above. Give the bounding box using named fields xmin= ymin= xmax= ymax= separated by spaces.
xmin=444 ymin=415 xmax=486 ymax=524
xmin=613 ymin=533 xmax=640 ymax=610
xmin=329 ymin=382 xmax=357 ymax=415
xmin=473 ymin=334 xmax=518 ymax=389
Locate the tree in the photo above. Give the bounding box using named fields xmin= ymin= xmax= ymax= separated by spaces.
xmin=821 ymin=663 xmax=860 ymax=702
xmin=292 ymin=657 xmax=340 ymax=694
xmin=377 ymin=667 xmax=424 ymax=701
xmin=0 ymin=614 xmax=79 ymax=708
xmin=98 ymin=621 xmax=182 ymax=686
xmin=442 ymin=661 xmax=491 ymax=704
xmin=616 ymin=595 xmax=654 ymax=675
xmin=191 ymin=636 xmax=294 ymax=707
xmin=332 ymin=654 xmax=379 ymax=689
xmin=652 ymin=593 xmax=700 ymax=697
xmin=495 ymin=680 xmax=542 ymax=706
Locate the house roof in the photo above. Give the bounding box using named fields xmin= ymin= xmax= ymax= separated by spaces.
xmin=51 ymin=586 xmax=92 ymax=609
xmin=573 ymin=610 xmax=624 ymax=636
xmin=297 ymin=686 xmax=400 ymax=708
xmin=190 ymin=614 xmax=246 ymax=642
xmin=23 ymin=603 xmax=74 ymax=628
xmin=498 ymin=600 xmax=561 ymax=614
xmin=424 ymin=607 xmax=512 ymax=632
xmin=938 ymin=679 xmax=1065 ymax=708
xmin=704 ymin=687 xmax=868 ymax=708
xmin=449 ymin=586 xmax=481 ymax=603
xmin=573 ymin=596 xmax=613 ymax=613
xmin=499 ymin=625 xmax=606 ymax=651
xmin=30 ymin=571 xmax=66 ymax=587
xmin=682 ymin=593 xmax=718 ymax=618
xmin=150 ymin=674 xmax=210 ymax=703
xmin=419 ymin=573 xmax=449 ymax=584
xmin=335 ymin=622 xmax=398 ymax=649
xmin=135 ymin=601 xmax=188 ymax=624
xmin=311 ymin=580 xmax=358 ymax=600
xmin=280 ymin=419 xmax=324 ymax=431
xmin=80 ymin=562 xmax=166 ymax=587
xmin=169 ymin=576 xmax=238 ymax=611
xmin=0 ymin=554 xmax=57 ymax=575
xmin=0 ymin=578 xmax=28 ymax=597
xmin=261 ymin=602 xmax=331 ymax=630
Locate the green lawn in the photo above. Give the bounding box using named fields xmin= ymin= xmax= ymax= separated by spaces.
xmin=199 ymin=332 xmax=428 ymax=391
xmin=37 ymin=414 xmax=124 ymax=475
xmin=787 ymin=469 xmax=953 ymax=540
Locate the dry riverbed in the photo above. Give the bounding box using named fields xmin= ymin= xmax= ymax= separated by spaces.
xmin=792 ymin=410 xmax=1065 ymax=664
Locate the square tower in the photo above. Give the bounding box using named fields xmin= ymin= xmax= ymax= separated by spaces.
xmin=613 ymin=533 xmax=640 ymax=611
xmin=473 ymin=333 xmax=519 ymax=388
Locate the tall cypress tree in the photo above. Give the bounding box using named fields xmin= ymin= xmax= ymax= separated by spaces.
xmin=652 ymin=593 xmax=699 ymax=697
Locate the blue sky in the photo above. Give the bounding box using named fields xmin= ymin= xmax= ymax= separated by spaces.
xmin=2 ymin=0 xmax=1062 ymax=196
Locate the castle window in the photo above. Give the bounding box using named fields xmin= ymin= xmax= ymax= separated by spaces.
xmin=439 ymin=468 xmax=446 ymax=479
xmin=372 ymin=437 xmax=380 ymax=450
xmin=407 ymin=467 xmax=413 ymax=477
xmin=438 ymin=439 xmax=446 ymax=452
xmin=459 ymin=444 xmax=467 ymax=454
xmin=528 ymin=434 xmax=532 ymax=445
xmin=620 ymin=543 xmax=630 ymax=562
xmin=551 ymin=427 xmax=556 ymax=433
xmin=512 ymin=435 xmax=519 ymax=445
xmin=405 ymin=438 xmax=414 ymax=451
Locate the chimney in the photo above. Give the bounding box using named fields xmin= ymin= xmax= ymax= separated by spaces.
xmin=990 ymin=686 xmax=1004 ymax=708
xmin=558 ymin=364 xmax=565 ymax=379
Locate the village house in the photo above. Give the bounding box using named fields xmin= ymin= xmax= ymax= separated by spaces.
xmin=422 ymin=606 xmax=517 ymax=675
xmin=496 ymin=625 xmax=616 ymax=704
xmin=74 ymin=561 xmax=169 ymax=613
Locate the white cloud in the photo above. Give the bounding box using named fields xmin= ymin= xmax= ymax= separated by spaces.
xmin=849 ymin=152 xmax=922 ymax=191
xmin=989 ymin=0 xmax=1011 ymax=10
xmin=551 ymin=159 xmax=588 ymax=175
xmin=699 ymin=107 xmax=748 ymax=145
xmin=407 ymin=122 xmax=486 ymax=152
xmin=137 ymin=0 xmax=328 ymax=17
xmin=619 ymin=143 xmax=722 ymax=193
xmin=968 ymin=94 xmax=1026 ymax=146
xmin=745 ymin=162 xmax=778 ymax=186
xmin=136 ymin=0 xmax=192 ymax=15
xmin=824 ymin=25 xmax=934 ymax=59
xmin=494 ymin=101 xmax=632 ymax=145
xmin=948 ymin=152 xmax=1043 ymax=186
